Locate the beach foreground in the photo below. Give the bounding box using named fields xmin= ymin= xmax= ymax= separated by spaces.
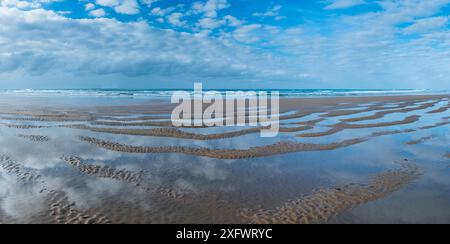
xmin=0 ymin=93 xmax=449 ymax=224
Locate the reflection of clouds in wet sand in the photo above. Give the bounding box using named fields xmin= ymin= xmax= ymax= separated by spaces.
xmin=0 ymin=94 xmax=449 ymax=224
xmin=0 ymin=174 xmax=47 ymax=222
xmin=61 ymin=155 xmax=184 ymax=200
xmin=0 ymin=155 xmax=111 ymax=224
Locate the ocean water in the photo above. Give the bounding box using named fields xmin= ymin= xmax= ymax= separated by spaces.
xmin=0 ymin=88 xmax=446 ymax=98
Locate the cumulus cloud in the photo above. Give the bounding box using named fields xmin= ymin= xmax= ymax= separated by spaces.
xmin=0 ymin=0 xmax=62 ymax=9
xmin=95 ymin=0 xmax=139 ymax=15
xmin=140 ymin=0 xmax=158 ymax=8
xmin=150 ymin=6 xmax=175 ymax=16
xmin=253 ymin=4 xmax=286 ymax=21
xmin=403 ymin=16 xmax=449 ymax=34
xmin=192 ymin=0 xmax=229 ymax=18
xmin=0 ymin=5 xmax=289 ymax=83
xmin=0 ymin=0 xmax=450 ymax=89
xmin=89 ymin=8 xmax=105 ymax=17
xmin=324 ymin=0 xmax=367 ymax=10
xmin=84 ymin=3 xmax=95 ymax=11
xmin=167 ymin=12 xmax=186 ymax=27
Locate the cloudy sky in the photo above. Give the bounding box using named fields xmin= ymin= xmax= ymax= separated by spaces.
xmin=0 ymin=0 xmax=449 ymax=89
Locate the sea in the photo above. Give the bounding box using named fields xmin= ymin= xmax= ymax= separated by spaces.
xmin=0 ymin=89 xmax=447 ymax=98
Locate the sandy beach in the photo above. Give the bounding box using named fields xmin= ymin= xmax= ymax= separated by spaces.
xmin=0 ymin=93 xmax=449 ymax=224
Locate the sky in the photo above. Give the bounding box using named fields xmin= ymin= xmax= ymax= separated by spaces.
xmin=0 ymin=0 xmax=449 ymax=89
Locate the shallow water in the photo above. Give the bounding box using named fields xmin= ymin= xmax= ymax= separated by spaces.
xmin=0 ymin=94 xmax=449 ymax=224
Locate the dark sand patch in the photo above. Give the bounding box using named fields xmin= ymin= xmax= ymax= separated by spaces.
xmin=419 ymin=121 xmax=450 ymax=130
xmin=0 ymin=122 xmax=50 ymax=129
xmin=17 ymin=134 xmax=50 ymax=142
xmin=297 ymin=127 xmax=344 ymax=138
xmin=65 ymin=124 xmax=312 ymax=140
xmin=0 ymin=115 xmax=94 ymax=122
xmin=62 ymin=155 xmax=142 ymax=186
xmin=427 ymin=101 xmax=450 ymax=114
xmin=78 ymin=136 xmax=367 ymax=159
xmin=0 ymin=155 xmax=42 ymax=183
xmin=0 ymin=155 xmax=111 ymax=224
xmin=319 ymin=100 xmax=421 ymax=118
xmin=92 ymin=120 xmax=174 ymax=127
xmin=297 ymin=116 xmax=421 ymax=138
xmin=96 ymin=115 xmax=169 ymax=122
xmin=66 ymin=124 xmax=264 ymax=140
xmin=406 ymin=136 xmax=435 ymax=145
xmin=48 ymin=190 xmax=111 ymax=224
xmin=371 ymin=129 xmax=416 ymax=137
xmin=341 ymin=115 xmax=421 ymax=129
xmin=287 ymin=118 xmax=325 ymax=126
xmin=341 ymin=101 xmax=438 ymax=123
xmin=242 ymin=164 xmax=421 ymax=224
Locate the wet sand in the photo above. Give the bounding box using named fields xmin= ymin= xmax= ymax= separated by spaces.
xmin=0 ymin=94 xmax=449 ymax=224
xmin=17 ymin=134 xmax=50 ymax=142
xmin=0 ymin=155 xmax=111 ymax=224
xmin=243 ymin=164 xmax=421 ymax=224
xmin=79 ymin=135 xmax=368 ymax=159
xmin=406 ymin=136 xmax=436 ymax=145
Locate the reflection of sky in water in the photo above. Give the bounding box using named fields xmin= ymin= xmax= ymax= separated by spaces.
xmin=0 ymin=95 xmax=449 ymax=223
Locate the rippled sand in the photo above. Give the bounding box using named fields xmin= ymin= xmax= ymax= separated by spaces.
xmin=0 ymin=94 xmax=449 ymax=224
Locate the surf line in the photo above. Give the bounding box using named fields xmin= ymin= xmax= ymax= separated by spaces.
xmin=171 ymin=83 xmax=280 ymax=137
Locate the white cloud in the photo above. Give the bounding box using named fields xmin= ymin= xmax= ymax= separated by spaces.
xmin=95 ymin=0 xmax=139 ymax=15
xmin=192 ymin=0 xmax=229 ymax=18
xmin=0 ymin=5 xmax=285 ymax=83
xmin=167 ymin=12 xmax=186 ymax=27
xmin=0 ymin=0 xmax=62 ymax=9
xmin=324 ymin=0 xmax=367 ymax=10
xmin=253 ymin=4 xmax=283 ymax=17
xmin=403 ymin=16 xmax=449 ymax=34
xmin=85 ymin=3 xmax=95 ymax=11
xmin=140 ymin=0 xmax=158 ymax=8
xmin=224 ymin=15 xmax=243 ymax=27
xmin=95 ymin=0 xmax=118 ymax=7
xmin=89 ymin=8 xmax=105 ymax=17
xmin=198 ymin=17 xmax=225 ymax=29
xmin=150 ymin=6 xmax=174 ymax=16
xmin=1 ymin=0 xmax=450 ymax=89
xmin=114 ymin=0 xmax=139 ymax=14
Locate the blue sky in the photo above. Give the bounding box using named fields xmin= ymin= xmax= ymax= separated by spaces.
xmin=0 ymin=0 xmax=449 ymax=89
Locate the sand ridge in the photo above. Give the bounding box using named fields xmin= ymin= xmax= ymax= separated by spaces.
xmin=17 ymin=134 xmax=50 ymax=142
xmin=61 ymin=155 xmax=185 ymax=200
xmin=242 ymin=163 xmax=422 ymax=224
xmin=78 ymin=135 xmax=368 ymax=159
xmin=427 ymin=101 xmax=450 ymax=114
xmin=77 ymin=114 xmax=450 ymax=160
xmin=0 ymin=122 xmax=51 ymax=129
xmin=371 ymin=129 xmax=417 ymax=137
xmin=339 ymin=100 xmax=440 ymax=123
xmin=406 ymin=136 xmax=436 ymax=145
xmin=297 ymin=115 xmax=421 ymax=138
xmin=64 ymin=124 xmax=313 ymax=140
xmin=62 ymin=155 xmax=143 ymax=186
